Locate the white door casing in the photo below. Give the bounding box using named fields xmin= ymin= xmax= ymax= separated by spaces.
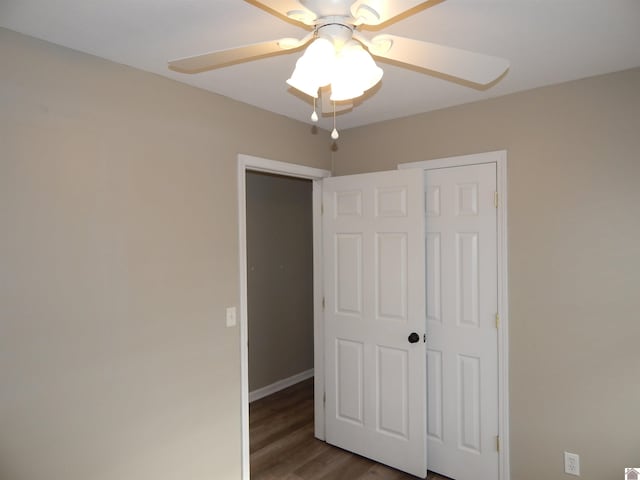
xmin=322 ymin=168 xmax=427 ymax=478
xmin=424 ymin=163 xmax=499 ymax=480
xmin=237 ymin=154 xmax=331 ymax=480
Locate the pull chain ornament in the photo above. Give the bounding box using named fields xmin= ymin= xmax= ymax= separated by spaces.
xmin=310 ymin=97 xmax=318 ymax=123
xmin=331 ymin=101 xmax=339 ymax=140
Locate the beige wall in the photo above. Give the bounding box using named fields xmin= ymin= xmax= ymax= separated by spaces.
xmin=0 ymin=28 xmax=330 ymax=480
xmin=334 ymin=68 xmax=640 ymax=480
xmin=3 ymin=24 xmax=640 ymax=480
xmin=246 ymin=172 xmax=314 ymax=392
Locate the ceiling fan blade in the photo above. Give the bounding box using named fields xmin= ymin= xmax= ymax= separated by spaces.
xmin=371 ymin=34 xmax=509 ymax=85
xmin=169 ymin=39 xmax=302 ymax=74
xmin=350 ymin=0 xmax=427 ymax=26
xmin=252 ymin=0 xmax=317 ymax=25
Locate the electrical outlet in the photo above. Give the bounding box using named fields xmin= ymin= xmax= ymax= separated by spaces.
xmin=564 ymin=451 xmax=580 ymax=476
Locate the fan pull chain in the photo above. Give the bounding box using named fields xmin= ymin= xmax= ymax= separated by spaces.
xmin=310 ymin=97 xmax=318 ymax=123
xmin=331 ymin=101 xmax=339 ymax=140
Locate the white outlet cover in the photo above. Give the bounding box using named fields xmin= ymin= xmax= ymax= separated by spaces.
xmin=564 ymin=451 xmax=580 ymax=476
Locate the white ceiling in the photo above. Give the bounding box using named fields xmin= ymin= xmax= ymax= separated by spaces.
xmin=2 ymin=0 xmax=639 ymax=130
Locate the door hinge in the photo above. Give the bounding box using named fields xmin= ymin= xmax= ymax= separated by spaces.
xmin=495 ymin=313 xmax=500 ymax=329
xmin=423 ymin=333 xmax=427 ymax=343
xmin=494 ymin=191 xmax=499 ymax=208
xmin=323 ymin=392 xmax=326 ymax=406
xmin=496 ymin=435 xmax=501 ymax=452
xmin=321 ymin=202 xmax=324 ymax=215
xmin=322 ymin=297 xmax=325 ymax=310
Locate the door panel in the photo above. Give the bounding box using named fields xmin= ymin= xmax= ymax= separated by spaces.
xmin=426 ymin=349 xmax=443 ymax=441
xmin=336 ymin=338 xmax=364 ymax=424
xmin=376 ymin=232 xmax=407 ymax=320
xmin=377 ymin=345 xmax=409 ymax=438
xmin=323 ymin=169 xmax=427 ymax=478
xmin=425 ymin=163 xmax=499 ymax=480
xmin=425 ymin=233 xmax=442 ymax=324
xmin=335 ymin=234 xmax=362 ymax=314
xmin=458 ymin=353 xmax=481 ymax=453
xmin=456 ymin=231 xmax=479 ymax=327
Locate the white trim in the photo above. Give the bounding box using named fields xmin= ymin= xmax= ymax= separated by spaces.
xmin=237 ymin=154 xmax=330 ymax=480
xmin=312 ymin=179 xmax=326 ymax=441
xmin=398 ymin=150 xmax=504 ymax=171
xmin=237 ymin=158 xmax=250 ymax=480
xmin=398 ymin=151 xmax=510 ymax=480
xmin=249 ymin=369 xmax=315 ymax=403
xmin=239 ymin=154 xmax=330 ymax=179
xmin=496 ymin=153 xmax=511 ymax=480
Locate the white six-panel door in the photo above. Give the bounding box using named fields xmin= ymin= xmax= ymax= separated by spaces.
xmin=322 ymin=169 xmax=427 ymax=478
xmin=425 ymin=163 xmax=499 ymax=480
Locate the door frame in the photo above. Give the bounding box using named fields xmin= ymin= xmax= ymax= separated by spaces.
xmin=237 ymin=154 xmax=330 ymax=480
xmin=399 ymin=150 xmax=510 ymax=480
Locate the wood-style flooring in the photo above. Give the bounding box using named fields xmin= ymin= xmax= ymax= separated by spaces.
xmin=250 ymin=378 xmax=451 ymax=480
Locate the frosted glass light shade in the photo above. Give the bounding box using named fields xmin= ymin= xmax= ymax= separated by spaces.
xmin=286 ymin=37 xmax=336 ymax=98
xmin=330 ymin=41 xmax=383 ymax=101
xmin=286 ymin=38 xmax=383 ymax=102
xmin=286 ymin=58 xmax=322 ymax=97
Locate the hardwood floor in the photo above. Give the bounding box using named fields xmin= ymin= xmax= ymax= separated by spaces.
xmin=250 ymin=378 xmax=451 ymax=480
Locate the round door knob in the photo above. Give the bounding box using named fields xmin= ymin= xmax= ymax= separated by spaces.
xmin=408 ymin=332 xmax=420 ymax=343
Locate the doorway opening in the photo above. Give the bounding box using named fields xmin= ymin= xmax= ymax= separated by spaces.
xmin=237 ymin=155 xmax=330 ymax=480
xmin=245 ymin=171 xmax=314 ymax=403
xmin=245 ymin=170 xmax=314 ymax=477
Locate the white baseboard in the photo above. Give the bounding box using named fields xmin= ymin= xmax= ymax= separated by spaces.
xmin=249 ymin=368 xmax=314 ymax=403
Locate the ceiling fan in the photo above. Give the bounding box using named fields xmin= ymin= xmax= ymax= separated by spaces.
xmin=169 ymin=0 xmax=509 ymax=136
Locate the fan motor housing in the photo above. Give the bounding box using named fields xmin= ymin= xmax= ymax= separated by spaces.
xmin=316 ymin=18 xmax=354 ymax=49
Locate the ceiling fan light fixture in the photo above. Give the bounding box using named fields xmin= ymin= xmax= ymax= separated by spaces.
xmin=286 ymin=37 xmax=336 ymax=97
xmin=286 ymin=61 xmax=321 ymax=98
xmin=300 ymin=37 xmax=336 ymax=87
xmin=329 ymin=82 xmax=364 ymax=102
xmin=330 ymin=41 xmax=383 ymax=101
xmin=170 ymin=0 xmax=511 ymax=126
xmin=343 ymin=41 xmax=383 ymax=91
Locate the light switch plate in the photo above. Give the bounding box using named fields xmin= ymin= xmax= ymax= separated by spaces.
xmin=226 ymin=306 xmax=237 ymax=327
